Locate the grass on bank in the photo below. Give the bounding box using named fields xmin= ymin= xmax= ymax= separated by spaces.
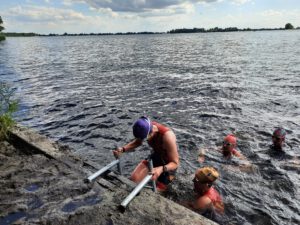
xmin=0 ymin=34 xmax=5 ymax=41
xmin=0 ymin=83 xmax=18 ymax=141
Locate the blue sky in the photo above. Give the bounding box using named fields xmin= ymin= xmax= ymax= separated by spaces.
xmin=1 ymin=0 xmax=300 ymax=34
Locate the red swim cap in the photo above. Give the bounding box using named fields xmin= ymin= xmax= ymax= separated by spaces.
xmin=224 ymin=134 xmax=237 ymax=145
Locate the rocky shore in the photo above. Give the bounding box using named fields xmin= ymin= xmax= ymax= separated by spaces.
xmin=0 ymin=125 xmax=217 ymax=225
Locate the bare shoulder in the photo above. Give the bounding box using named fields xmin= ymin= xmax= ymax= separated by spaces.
xmin=162 ymin=130 xmax=177 ymax=146
xmin=194 ymin=196 xmax=212 ymax=210
xmin=164 ymin=130 xmax=176 ymax=139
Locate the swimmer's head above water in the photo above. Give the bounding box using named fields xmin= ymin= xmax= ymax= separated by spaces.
xmin=272 ymin=128 xmax=286 ymax=151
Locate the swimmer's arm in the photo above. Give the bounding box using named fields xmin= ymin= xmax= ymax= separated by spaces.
xmin=217 ymin=147 xmax=223 ymax=153
xmin=152 ymin=130 xmax=179 ymax=181
xmin=234 ymin=151 xmax=254 ymax=168
xmin=287 ymin=156 xmax=300 ymax=165
xmin=198 ymin=148 xmax=206 ymax=163
xmin=113 ymin=139 xmax=143 ymax=158
xmin=198 ymin=147 xmax=220 ymax=163
xmin=163 ymin=131 xmax=179 ymax=171
xmin=214 ymin=201 xmax=225 ymax=214
xmin=122 ymin=139 xmax=143 ymax=152
xmin=234 ymin=151 xmax=248 ymax=161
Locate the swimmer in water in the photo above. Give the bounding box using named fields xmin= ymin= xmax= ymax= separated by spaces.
xmin=113 ymin=116 xmax=179 ymax=192
xmin=198 ymin=134 xmax=254 ymax=172
xmin=269 ymin=128 xmax=300 ymax=167
xmin=181 ymin=167 xmax=224 ymax=216
xmin=271 ymin=128 xmax=287 ymax=152
xmin=198 ymin=134 xmax=248 ymax=162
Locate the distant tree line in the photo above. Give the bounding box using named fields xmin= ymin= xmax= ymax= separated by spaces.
xmin=168 ymin=27 xmax=240 ymax=33
xmin=0 ymin=16 xmax=5 ymax=41
xmin=2 ymin=22 xmax=299 ymax=37
xmin=4 ymin=32 xmax=38 ymax=37
xmin=46 ymin=31 xmax=164 ymax=36
xmin=168 ymin=23 xmax=298 ymax=34
xmin=3 ymin=31 xmax=164 ymax=37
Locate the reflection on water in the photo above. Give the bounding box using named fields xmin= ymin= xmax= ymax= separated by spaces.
xmin=0 ymin=31 xmax=299 ymax=224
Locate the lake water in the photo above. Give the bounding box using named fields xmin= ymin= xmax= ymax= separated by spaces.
xmin=0 ymin=31 xmax=299 ymax=225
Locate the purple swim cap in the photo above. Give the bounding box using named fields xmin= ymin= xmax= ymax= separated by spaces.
xmin=133 ymin=116 xmax=152 ymax=140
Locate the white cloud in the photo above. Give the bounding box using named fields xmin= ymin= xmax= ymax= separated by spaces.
xmin=258 ymin=9 xmax=300 ymax=28
xmin=261 ymin=9 xmax=283 ymax=17
xmin=136 ymin=2 xmax=196 ymax=17
xmin=202 ymin=9 xmax=300 ymax=29
xmin=3 ymin=5 xmax=122 ymax=33
xmin=93 ymin=7 xmax=120 ymax=17
xmin=7 ymin=5 xmax=86 ymax=23
xmin=61 ymin=0 xmax=251 ymax=17
xmin=78 ymin=1 xmax=199 ymax=18
xmin=229 ymin=0 xmax=251 ymax=5
xmin=63 ymin=0 xmax=73 ymax=6
xmin=66 ymin=0 xmax=218 ymax=13
xmin=63 ymin=0 xmax=86 ymax=6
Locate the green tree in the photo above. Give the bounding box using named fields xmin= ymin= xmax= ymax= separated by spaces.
xmin=0 ymin=16 xmax=5 ymax=41
xmin=0 ymin=16 xmax=4 ymax=32
xmin=285 ymin=23 xmax=294 ymax=29
xmin=0 ymin=83 xmax=18 ymax=141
